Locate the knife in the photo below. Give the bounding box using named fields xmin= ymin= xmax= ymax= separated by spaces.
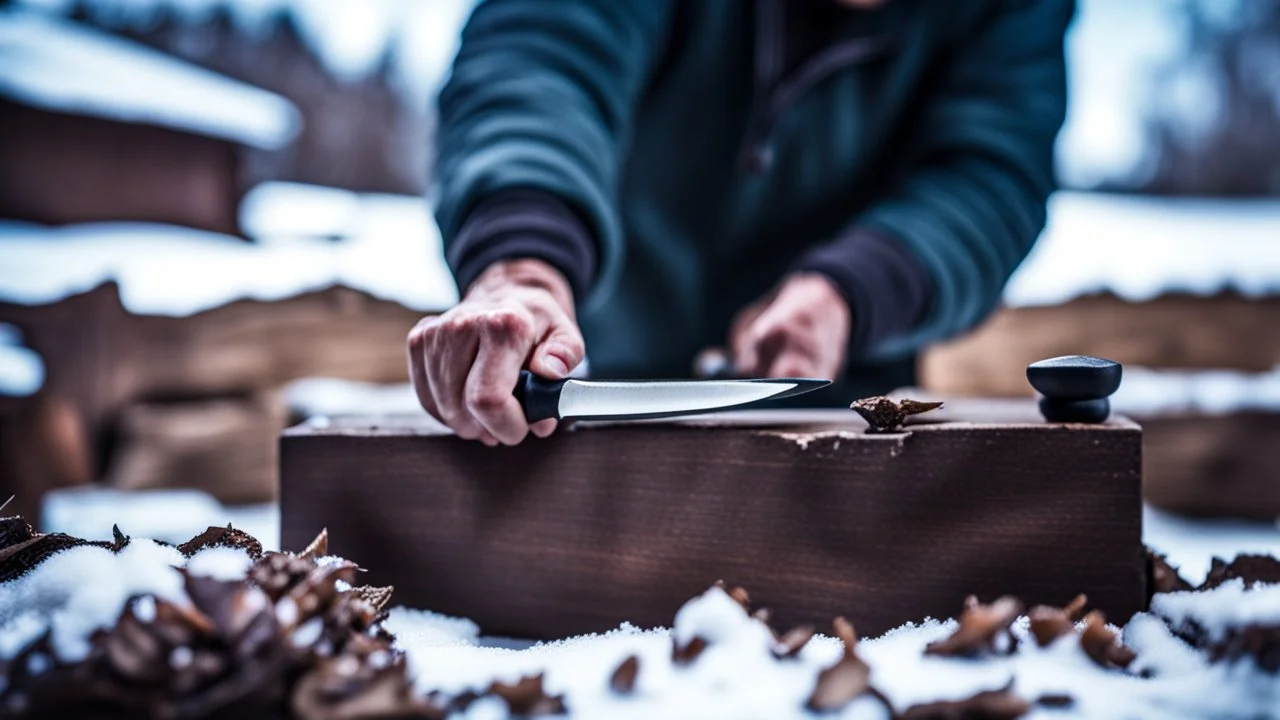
xmin=513 ymin=370 xmax=829 ymax=422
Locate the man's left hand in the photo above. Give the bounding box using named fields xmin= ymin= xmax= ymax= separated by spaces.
xmin=729 ymin=273 xmax=851 ymax=380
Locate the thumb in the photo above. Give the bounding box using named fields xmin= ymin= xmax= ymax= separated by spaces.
xmin=530 ymin=324 xmax=585 ymax=379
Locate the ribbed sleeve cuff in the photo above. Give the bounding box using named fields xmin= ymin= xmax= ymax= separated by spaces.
xmin=446 ymin=189 xmax=598 ymax=302
xmin=790 ymin=226 xmax=934 ymax=357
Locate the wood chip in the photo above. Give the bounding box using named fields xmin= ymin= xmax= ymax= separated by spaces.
xmin=487 ymin=674 xmax=567 ymax=716
xmin=1028 ymin=594 xmax=1087 ymax=647
xmin=926 ymin=596 xmax=1022 ymax=657
xmin=772 ymin=625 xmax=816 ymax=659
xmin=609 ymin=655 xmax=639 ymax=694
xmin=1079 ymin=611 xmax=1136 ymax=669
xmin=300 ymin=528 xmax=329 ymax=560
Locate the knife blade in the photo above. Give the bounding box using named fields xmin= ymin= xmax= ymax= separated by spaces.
xmin=513 ymin=370 xmax=830 ymax=422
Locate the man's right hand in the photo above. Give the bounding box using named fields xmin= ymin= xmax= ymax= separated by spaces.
xmin=407 ymin=259 xmax=584 ymax=446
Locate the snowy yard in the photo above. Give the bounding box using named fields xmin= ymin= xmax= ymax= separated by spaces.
xmin=3 ymin=493 xmax=1278 ymax=718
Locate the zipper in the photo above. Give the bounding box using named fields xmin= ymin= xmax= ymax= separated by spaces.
xmin=739 ymin=0 xmax=893 ymax=174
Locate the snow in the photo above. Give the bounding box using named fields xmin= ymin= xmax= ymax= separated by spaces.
xmin=1142 ymin=505 xmax=1280 ymax=586
xmin=1152 ymin=580 xmax=1280 ymax=644
xmin=0 ymin=190 xmax=457 ymax=316
xmin=1005 ymin=191 xmax=1280 ymax=308
xmin=1055 ymin=0 xmax=1186 ymax=190
xmin=0 ymin=323 xmax=44 ymax=398
xmin=0 ymin=540 xmax=185 ymax=661
xmin=0 ymin=8 xmax=300 ymax=149
xmin=184 ymin=546 xmax=254 ymax=581
xmin=238 ymin=181 xmax=363 ymax=239
xmin=40 ymin=487 xmax=279 ymax=550
xmin=1111 ymin=365 xmax=1280 ymax=416
xmin=385 ymin=585 xmax=1280 ymax=719
xmin=15 ymin=0 xmax=475 ymax=105
xmin=285 ymin=378 xmax=423 ymax=419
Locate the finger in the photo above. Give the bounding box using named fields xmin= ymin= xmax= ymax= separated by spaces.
xmin=529 ymin=419 xmax=558 ymax=438
xmin=426 ymin=321 xmax=487 ymax=440
xmin=465 ymin=312 xmax=537 ymax=445
xmin=529 ymin=322 xmax=585 ymax=379
xmin=406 ymin=321 xmax=440 ymax=420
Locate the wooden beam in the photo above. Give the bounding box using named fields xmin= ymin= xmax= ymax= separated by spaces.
xmin=1142 ymin=412 xmax=1280 ymax=521
xmin=281 ymin=403 xmax=1144 ymax=640
xmin=106 ymin=390 xmax=286 ymax=504
xmin=921 ymin=293 xmax=1280 ymax=397
xmin=0 ymin=283 xmax=427 ymax=492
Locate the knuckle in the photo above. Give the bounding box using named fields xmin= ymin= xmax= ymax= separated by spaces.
xmin=482 ymin=309 xmax=533 ymax=339
xmin=466 ymin=387 xmax=510 ymax=415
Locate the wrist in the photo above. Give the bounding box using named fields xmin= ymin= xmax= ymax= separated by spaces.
xmin=467 ymin=259 xmax=576 ymax=314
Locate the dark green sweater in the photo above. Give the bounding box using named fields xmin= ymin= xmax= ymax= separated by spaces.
xmin=435 ymin=0 xmax=1072 ymax=399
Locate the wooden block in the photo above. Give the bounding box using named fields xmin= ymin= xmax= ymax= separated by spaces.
xmin=921 ymin=293 xmax=1280 ymax=397
xmin=106 ymin=391 xmax=286 ymax=504
xmin=281 ymin=401 xmax=1144 ymax=639
xmin=1141 ymin=411 xmax=1280 ymax=521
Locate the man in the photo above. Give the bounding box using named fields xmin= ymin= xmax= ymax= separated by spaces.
xmin=409 ymin=0 xmax=1073 ymax=446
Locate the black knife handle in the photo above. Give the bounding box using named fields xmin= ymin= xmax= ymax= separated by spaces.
xmin=513 ymin=370 xmax=567 ymax=423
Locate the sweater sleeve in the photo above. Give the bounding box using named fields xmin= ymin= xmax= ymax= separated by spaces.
xmin=433 ymin=0 xmax=675 ymax=306
xmin=797 ymin=0 xmax=1073 ymax=362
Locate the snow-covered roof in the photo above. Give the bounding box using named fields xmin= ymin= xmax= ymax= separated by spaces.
xmin=0 ymin=188 xmax=457 ymax=316
xmin=0 ymin=9 xmax=301 ymax=149
xmin=14 ymin=0 xmax=476 ymax=107
xmin=1004 ymin=191 xmax=1280 ymax=307
xmin=0 ymin=323 xmax=44 ymax=398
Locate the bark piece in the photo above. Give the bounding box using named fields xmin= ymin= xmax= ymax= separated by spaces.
xmin=926 ymin=596 xmax=1023 ymax=658
xmin=850 ymin=396 xmax=943 ymax=433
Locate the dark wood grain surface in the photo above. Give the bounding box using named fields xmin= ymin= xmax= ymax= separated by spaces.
xmin=281 ymin=403 xmax=1144 ymax=639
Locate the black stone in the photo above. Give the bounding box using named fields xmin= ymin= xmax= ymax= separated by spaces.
xmin=1027 ymin=355 xmax=1122 ymax=401
xmin=1039 ymin=397 xmax=1111 ymax=424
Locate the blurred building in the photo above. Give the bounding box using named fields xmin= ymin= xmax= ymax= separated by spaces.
xmin=0 ymin=11 xmax=299 ymax=234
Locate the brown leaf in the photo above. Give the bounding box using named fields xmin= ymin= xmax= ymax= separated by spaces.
xmin=0 ymin=532 xmax=97 ymax=582
xmin=772 ymin=625 xmax=816 ymax=659
xmin=1200 ymin=554 xmax=1280 ymax=590
xmin=899 ymin=399 xmax=946 ymax=417
xmin=609 ymin=655 xmax=639 ymax=694
xmin=353 ymin=585 xmax=395 ymax=615
xmin=300 ymin=528 xmax=329 ymax=560
xmin=805 ymin=654 xmax=870 ymax=712
xmin=926 ymin=596 xmax=1023 ymax=657
xmin=728 ymin=585 xmax=751 ymax=611
xmin=898 ymin=683 xmax=1031 ymax=720
xmin=672 ymin=636 xmax=708 ymax=665
xmin=177 ymin=524 xmax=263 ymax=559
xmin=0 ymin=515 xmax=37 ymax=551
xmin=1079 ymin=611 xmax=1135 ymax=669
xmin=1028 ymin=594 xmax=1087 ymax=647
xmin=488 ymin=674 xmax=567 ymax=716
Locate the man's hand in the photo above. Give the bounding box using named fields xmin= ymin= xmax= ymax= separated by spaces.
xmin=730 ymin=273 xmax=851 ymax=380
xmin=407 ymin=259 xmax=584 ymax=446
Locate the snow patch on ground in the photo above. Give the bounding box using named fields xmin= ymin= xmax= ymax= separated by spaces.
xmin=1142 ymin=505 xmax=1280 ymax=585
xmin=184 ymin=546 xmax=254 ymax=581
xmin=385 ymin=586 xmax=1279 ymax=719
xmin=41 ymin=487 xmax=279 ymax=550
xmin=1112 ymin=365 xmax=1280 ymax=415
xmin=1005 ymin=192 xmax=1280 ymax=308
xmin=0 ymin=189 xmax=457 ymax=316
xmin=0 ymin=323 xmax=44 ymax=398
